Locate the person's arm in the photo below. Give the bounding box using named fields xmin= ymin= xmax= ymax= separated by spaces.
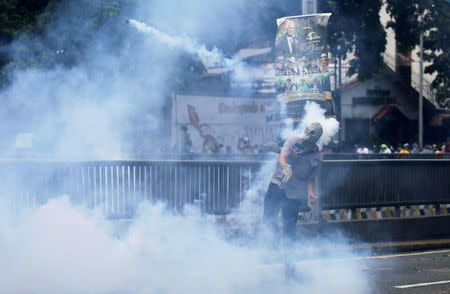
xmin=279 ymin=138 xmax=295 ymax=183
xmin=278 ymin=151 xmax=288 ymax=166
xmin=308 ymin=177 xmax=318 ymax=204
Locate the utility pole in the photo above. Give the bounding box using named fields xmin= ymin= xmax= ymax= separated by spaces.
xmin=419 ymin=25 xmax=424 ymax=149
xmin=338 ymin=54 xmax=342 ymax=88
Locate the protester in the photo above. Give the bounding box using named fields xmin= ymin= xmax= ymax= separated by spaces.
xmin=380 ymin=144 xmax=391 ymax=154
xmin=399 ymin=143 xmax=410 ymax=154
xmin=444 ymin=138 xmax=450 ymax=153
xmin=238 ymin=137 xmax=255 ymax=154
xmin=433 ymin=144 xmax=443 ymax=154
xmin=357 ymin=145 xmax=369 ymax=154
xmin=263 ymin=122 xmax=323 ymax=240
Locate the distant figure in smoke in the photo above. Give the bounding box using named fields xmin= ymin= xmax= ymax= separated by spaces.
xmin=263 ymin=122 xmax=323 ymax=240
xmin=238 ymin=137 xmax=254 ymax=154
xmin=180 ymin=125 xmax=192 ymax=153
xmin=320 ymin=53 xmax=329 ymax=73
xmin=276 ymin=20 xmax=300 ymax=57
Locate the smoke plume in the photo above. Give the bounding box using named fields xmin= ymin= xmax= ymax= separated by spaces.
xmin=0 ymin=0 xmax=369 ymax=293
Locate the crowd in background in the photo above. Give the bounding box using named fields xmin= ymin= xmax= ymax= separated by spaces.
xmin=320 ymin=140 xmax=449 ymax=155
xmin=179 ymin=129 xmax=450 ymax=155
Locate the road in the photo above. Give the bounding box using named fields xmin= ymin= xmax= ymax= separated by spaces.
xmin=364 ymin=249 xmax=450 ymax=293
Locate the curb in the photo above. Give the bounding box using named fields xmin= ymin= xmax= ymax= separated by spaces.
xmin=351 ymin=239 xmax=450 ymax=254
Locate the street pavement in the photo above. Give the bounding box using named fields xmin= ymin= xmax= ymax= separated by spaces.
xmin=363 ymin=249 xmax=450 ymax=293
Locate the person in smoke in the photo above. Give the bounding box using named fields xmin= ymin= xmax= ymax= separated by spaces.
xmin=380 ymin=144 xmax=392 ymax=154
xmin=320 ymin=53 xmax=329 ymax=73
xmin=275 ymin=20 xmax=300 ymax=57
xmin=263 ymin=122 xmax=323 ymax=240
xmin=238 ymin=137 xmax=255 ymax=154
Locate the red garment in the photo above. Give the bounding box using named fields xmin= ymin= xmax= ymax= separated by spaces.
xmin=445 ymin=144 xmax=450 ymax=153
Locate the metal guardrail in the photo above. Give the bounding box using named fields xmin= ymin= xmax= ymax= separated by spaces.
xmin=1 ymin=159 xmax=449 ymax=217
xmin=319 ymin=159 xmax=450 ymax=209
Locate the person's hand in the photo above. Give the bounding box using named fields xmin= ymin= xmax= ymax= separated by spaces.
xmin=281 ymin=164 xmax=292 ymax=183
xmin=309 ymin=194 xmax=319 ymax=204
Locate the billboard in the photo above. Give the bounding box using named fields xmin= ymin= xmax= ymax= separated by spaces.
xmin=274 ymin=13 xmax=335 ymax=120
xmin=172 ymin=95 xmax=280 ymax=153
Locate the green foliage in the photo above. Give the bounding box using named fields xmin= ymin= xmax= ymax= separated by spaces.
xmin=0 ymin=0 xmax=211 ymax=94
xmin=321 ymin=0 xmax=387 ymax=81
xmin=386 ymin=0 xmax=450 ymax=106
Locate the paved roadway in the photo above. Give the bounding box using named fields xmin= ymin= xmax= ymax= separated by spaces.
xmin=364 ymin=249 xmax=450 ymax=293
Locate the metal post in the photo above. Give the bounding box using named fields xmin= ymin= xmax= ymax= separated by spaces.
xmin=334 ymin=58 xmax=337 ymax=90
xmin=338 ymin=55 xmax=342 ymax=88
xmin=419 ymin=31 xmax=423 ymax=149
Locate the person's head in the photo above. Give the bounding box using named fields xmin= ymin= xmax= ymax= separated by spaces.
xmin=300 ymin=79 xmax=305 ymax=85
xmin=321 ymin=53 xmax=328 ymax=65
xmin=286 ymin=21 xmax=295 ymax=35
xmin=300 ymin=57 xmax=306 ymax=67
xmin=381 ymin=144 xmax=388 ymax=150
xmin=313 ymin=78 xmax=318 ymax=85
xmin=298 ymin=122 xmax=323 ymax=148
xmin=286 ymin=79 xmax=291 ymax=86
xmin=403 ymin=143 xmax=409 ymax=150
xmin=276 ymin=56 xmax=284 ymax=69
xmin=287 ymin=56 xmax=295 ymax=68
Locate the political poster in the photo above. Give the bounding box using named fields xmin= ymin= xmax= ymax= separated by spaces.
xmin=274 ymin=13 xmax=335 ymax=119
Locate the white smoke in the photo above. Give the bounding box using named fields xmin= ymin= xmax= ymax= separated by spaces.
xmin=0 ymin=0 xmax=370 ymax=292
xmin=281 ymin=101 xmax=340 ymax=150
xmin=0 ymin=196 xmax=370 ymax=294
xmin=128 ymin=19 xmax=239 ymax=69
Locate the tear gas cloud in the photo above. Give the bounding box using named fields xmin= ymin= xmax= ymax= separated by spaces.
xmin=129 ymin=19 xmax=239 ymax=68
xmin=0 ymin=197 xmax=370 ymax=294
xmin=281 ymin=101 xmax=340 ymax=150
xmin=0 ymin=0 xmax=367 ymax=293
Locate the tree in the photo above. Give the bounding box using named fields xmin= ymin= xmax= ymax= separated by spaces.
xmin=386 ymin=0 xmax=449 ymax=106
xmin=320 ymin=0 xmax=387 ymax=81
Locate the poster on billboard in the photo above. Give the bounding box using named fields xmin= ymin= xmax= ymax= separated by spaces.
xmin=172 ymin=95 xmax=281 ymax=154
xmin=274 ymin=13 xmax=335 ymax=120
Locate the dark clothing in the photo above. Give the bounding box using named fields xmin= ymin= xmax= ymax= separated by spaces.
xmin=263 ymin=183 xmax=304 ymax=239
xmin=285 ymin=67 xmax=298 ymax=76
xmin=265 ymin=137 xmax=323 ymax=240
xmin=275 ymin=67 xmax=287 ymax=76
xmin=276 ymin=34 xmax=300 ymax=57
xmin=271 ymin=137 xmax=322 ymax=200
